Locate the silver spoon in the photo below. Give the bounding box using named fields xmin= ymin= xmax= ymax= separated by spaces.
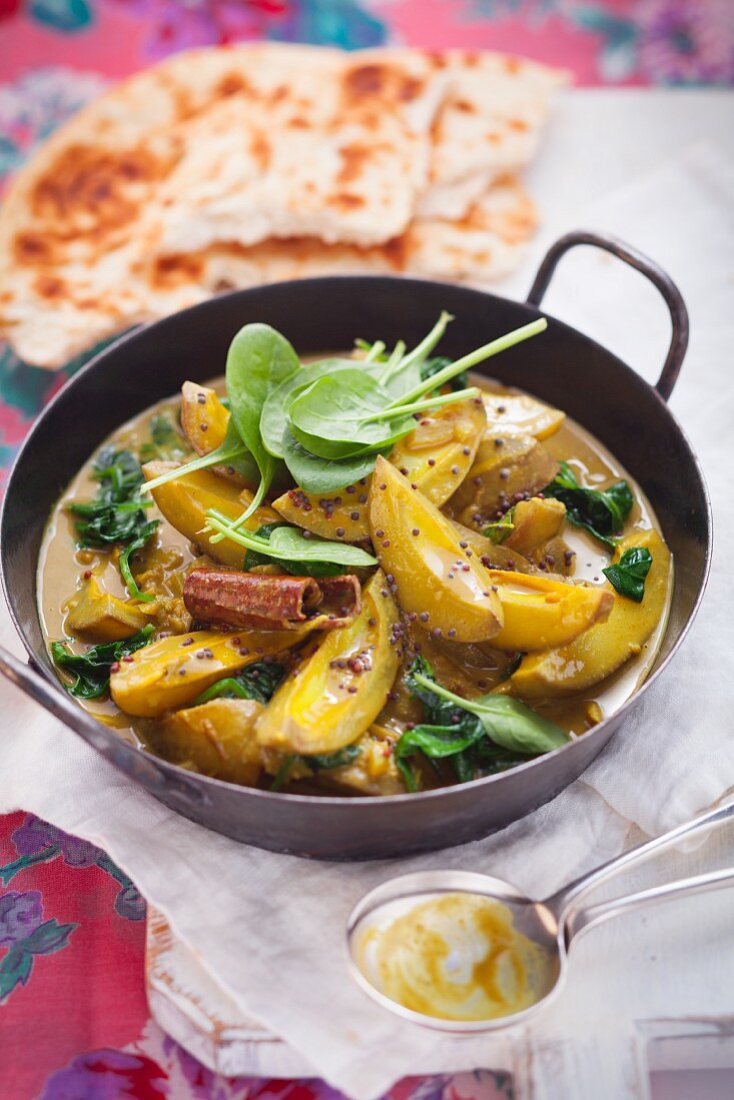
xmin=346 ymin=800 xmax=734 ymax=1031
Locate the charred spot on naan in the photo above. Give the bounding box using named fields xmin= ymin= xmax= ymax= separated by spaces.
xmin=29 ymin=144 xmax=176 ymax=240
xmin=13 ymin=232 xmax=58 ymax=267
xmin=150 ymin=253 xmax=206 ymax=289
xmin=34 ymin=274 xmax=66 ymax=300
xmin=342 ymin=62 xmax=427 ymax=109
xmin=337 ymin=144 xmax=372 ymax=185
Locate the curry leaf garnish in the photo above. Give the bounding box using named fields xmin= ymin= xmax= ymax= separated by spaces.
xmin=243 ymin=523 xmax=345 ymax=577
xmin=543 ymin=461 xmax=633 ymax=552
xmin=195 ymin=661 xmax=286 ymax=705
xmin=602 ymin=546 xmax=653 ymax=602
xmin=51 ymin=625 xmax=154 ymax=700
xmin=69 ymin=448 xmax=160 ymax=600
xmin=226 ymin=323 xmax=300 ymax=520
xmin=206 ymin=512 xmax=377 ymax=569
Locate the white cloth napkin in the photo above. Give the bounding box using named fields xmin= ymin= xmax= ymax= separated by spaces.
xmin=1 ymin=142 xmax=733 ymax=1098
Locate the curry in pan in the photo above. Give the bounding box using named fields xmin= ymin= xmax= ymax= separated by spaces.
xmin=38 ymin=315 xmax=672 ymax=796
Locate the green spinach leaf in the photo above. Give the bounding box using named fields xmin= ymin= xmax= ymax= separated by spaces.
xmin=396 ymin=656 xmax=567 ymax=789
xmin=138 ymin=413 xmax=188 ymax=463
xmin=142 ymin=417 xmax=257 ymax=493
xmin=419 ymin=357 xmax=469 ymax=393
xmin=302 ymin=744 xmax=362 ymax=770
xmin=282 ymin=429 xmax=379 ymax=494
xmin=226 ymin=323 xmax=300 ymax=516
xmin=602 ymin=546 xmax=652 ymax=602
xmin=69 ymin=448 xmax=160 ymax=599
xmin=69 ymin=448 xmax=151 ymax=548
xmin=411 ymin=670 xmax=568 ymax=755
xmin=206 ymin=512 xmax=377 ymax=569
xmin=195 ymin=660 xmax=286 ymax=705
xmin=118 ymin=519 xmax=159 ymax=603
xmin=543 ymin=461 xmax=633 ymax=551
xmin=51 ymin=625 xmax=154 ymax=700
xmin=243 ymin=523 xmax=344 ymax=577
xmin=261 ymin=358 xmax=363 ymax=459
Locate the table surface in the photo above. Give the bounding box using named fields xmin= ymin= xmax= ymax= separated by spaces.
xmin=2 ymin=1 xmax=733 ymax=1097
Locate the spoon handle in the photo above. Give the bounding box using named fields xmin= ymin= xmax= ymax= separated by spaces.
xmin=564 ymin=865 xmax=734 ymax=947
xmin=550 ymin=799 xmax=734 ymax=919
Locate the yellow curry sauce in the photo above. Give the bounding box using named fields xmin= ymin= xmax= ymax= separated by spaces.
xmin=353 ymin=892 xmax=555 ymax=1021
xmin=37 ymin=369 xmax=673 ymax=795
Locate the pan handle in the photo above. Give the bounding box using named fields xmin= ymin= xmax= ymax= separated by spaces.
xmin=526 ymin=230 xmax=689 ymax=402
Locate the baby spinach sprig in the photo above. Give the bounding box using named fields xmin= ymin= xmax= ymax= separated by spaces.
xmin=395 ymin=655 xmax=566 ymax=790
xmin=204 ymin=514 xmax=378 ymax=570
xmin=143 ymin=324 xmax=298 ymax=500
xmin=286 ymin=318 xmax=547 ymax=465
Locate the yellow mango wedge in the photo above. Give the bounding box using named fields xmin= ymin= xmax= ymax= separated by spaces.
xmin=272 ymin=479 xmax=372 ymax=543
xmin=179 ymin=381 xmax=257 ymax=488
xmin=180 ymin=381 xmax=229 ymax=455
xmin=110 ymin=627 xmax=310 ymax=718
xmin=504 ymin=497 xmax=566 ymax=556
xmin=509 ymin=528 xmax=671 ymax=697
xmin=143 ymin=462 xmax=278 ymax=568
xmin=255 ymin=571 xmax=401 ymax=756
xmin=369 ymin=457 xmax=503 ymax=643
xmin=484 ymin=569 xmax=614 ymax=652
xmin=271 ymin=398 xmax=486 ymax=543
xmin=482 ymin=392 xmax=565 ymax=441
xmin=159 ymin=698 xmax=264 ymax=785
xmin=450 ymin=433 xmax=559 ymax=527
xmin=66 ymin=576 xmax=150 ymax=641
xmin=389 ymin=396 xmax=487 ymax=507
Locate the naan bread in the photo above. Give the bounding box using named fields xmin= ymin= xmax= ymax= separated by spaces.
xmin=148 ymin=175 xmax=537 ymax=292
xmin=152 ymin=47 xmax=445 ymax=253
xmin=0 ymin=44 xmax=560 ymax=368
xmin=415 ymin=49 xmax=569 ymax=220
xmin=0 ymin=44 xmax=445 ymax=367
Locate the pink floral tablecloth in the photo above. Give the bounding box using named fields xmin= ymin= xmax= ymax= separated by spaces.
xmin=1 ymin=2 xmax=732 ymax=1097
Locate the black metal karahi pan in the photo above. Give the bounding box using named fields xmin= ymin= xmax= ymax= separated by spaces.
xmin=0 ymin=231 xmax=711 ymax=860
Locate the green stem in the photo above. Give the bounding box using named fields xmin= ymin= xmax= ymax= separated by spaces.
xmin=384 ymin=318 xmax=548 ymax=413
xmin=413 ymin=672 xmax=468 ymax=711
xmin=205 ymin=512 xmax=265 ymax=550
xmin=399 ymin=311 xmax=454 ymax=372
xmin=143 ymin=445 xmax=250 ymax=494
xmin=361 ymin=386 xmax=479 ymax=423
xmin=270 ymin=756 xmax=295 ymax=791
xmin=364 ymin=341 xmax=386 ymax=363
xmin=230 ymin=475 xmax=268 ymax=531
